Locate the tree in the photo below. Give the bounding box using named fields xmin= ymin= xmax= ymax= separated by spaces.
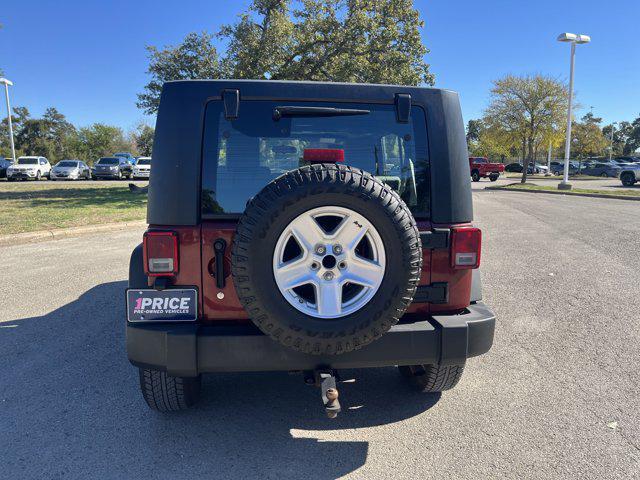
xmin=571 ymin=121 xmax=607 ymax=159
xmin=624 ymin=115 xmax=640 ymax=154
xmin=581 ymin=111 xmax=602 ymax=125
xmin=134 ymin=124 xmax=154 ymax=156
xmin=466 ymin=119 xmax=482 ymax=145
xmin=482 ymin=74 xmax=569 ymax=183
xmin=137 ymin=32 xmax=223 ymax=114
xmin=138 ymin=0 xmax=433 ymax=114
xmin=466 ymin=118 xmax=514 ymax=161
xmin=77 ymin=124 xmax=126 ymax=164
xmin=0 ymin=106 xmax=30 ymax=158
xmin=11 ymin=107 xmax=82 ymax=163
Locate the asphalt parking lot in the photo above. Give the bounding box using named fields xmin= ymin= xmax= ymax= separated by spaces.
xmin=1 ymin=190 xmax=639 ymax=479
xmin=471 ymin=175 xmax=629 ymax=192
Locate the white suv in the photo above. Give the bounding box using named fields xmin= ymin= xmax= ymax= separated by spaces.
xmin=132 ymin=157 xmax=151 ymax=179
xmin=7 ymin=156 xmax=51 ymax=181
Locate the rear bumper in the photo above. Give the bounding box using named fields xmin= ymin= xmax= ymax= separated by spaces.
xmin=127 ymin=302 xmax=496 ymax=377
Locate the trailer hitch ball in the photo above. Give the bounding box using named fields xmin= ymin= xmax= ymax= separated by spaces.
xmin=325 ymin=388 xmax=339 ymax=402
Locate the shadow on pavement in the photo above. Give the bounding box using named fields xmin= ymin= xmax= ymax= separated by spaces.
xmin=1 ymin=281 xmax=440 ymax=479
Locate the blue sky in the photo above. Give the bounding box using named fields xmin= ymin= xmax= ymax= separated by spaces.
xmin=1 ymin=0 xmax=638 ymax=131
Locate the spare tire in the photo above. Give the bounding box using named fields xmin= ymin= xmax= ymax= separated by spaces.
xmin=231 ymin=163 xmax=422 ymax=355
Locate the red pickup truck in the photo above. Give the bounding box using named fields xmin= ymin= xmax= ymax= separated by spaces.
xmin=469 ymin=157 xmax=505 ymax=182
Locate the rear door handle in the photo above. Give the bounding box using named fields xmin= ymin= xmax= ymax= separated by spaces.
xmin=213 ymin=239 xmax=227 ymax=289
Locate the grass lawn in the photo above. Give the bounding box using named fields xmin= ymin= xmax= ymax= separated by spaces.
xmin=494 ymin=182 xmax=640 ymax=198
xmin=0 ymin=181 xmax=147 ymax=235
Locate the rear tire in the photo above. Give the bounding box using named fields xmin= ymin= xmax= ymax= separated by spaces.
xmin=600 ymin=172 xmax=608 ymax=177
xmin=471 ymin=171 xmax=480 ymax=182
xmin=489 ymin=174 xmax=499 ymax=182
xmin=138 ymin=368 xmax=201 ymax=412
xmin=399 ymin=364 xmax=465 ymax=392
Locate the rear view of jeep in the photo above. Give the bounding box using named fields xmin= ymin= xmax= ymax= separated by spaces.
xmin=126 ymin=80 xmax=495 ymax=415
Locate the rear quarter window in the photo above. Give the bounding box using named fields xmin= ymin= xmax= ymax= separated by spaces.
xmin=201 ymin=101 xmax=429 ymax=218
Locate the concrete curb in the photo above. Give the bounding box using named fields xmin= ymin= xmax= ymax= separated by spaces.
xmin=485 ymin=185 xmax=640 ymax=201
xmin=0 ymin=220 xmax=148 ymax=247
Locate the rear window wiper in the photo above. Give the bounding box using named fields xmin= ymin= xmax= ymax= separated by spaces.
xmin=273 ymin=106 xmax=370 ymax=121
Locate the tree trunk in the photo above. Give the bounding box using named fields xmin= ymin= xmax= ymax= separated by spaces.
xmin=522 ymin=137 xmax=535 ymax=184
xmin=520 ymin=138 xmax=528 ymax=183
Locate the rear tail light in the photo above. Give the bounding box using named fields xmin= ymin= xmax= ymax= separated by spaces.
xmin=450 ymin=227 xmax=481 ymax=269
xmin=143 ymin=231 xmax=179 ymax=276
xmin=303 ymin=148 xmax=345 ymax=163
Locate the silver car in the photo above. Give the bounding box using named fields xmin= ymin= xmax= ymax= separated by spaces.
xmin=50 ymin=160 xmax=91 ymax=180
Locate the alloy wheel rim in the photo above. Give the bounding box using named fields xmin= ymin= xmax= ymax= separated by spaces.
xmin=272 ymin=206 xmax=386 ymax=319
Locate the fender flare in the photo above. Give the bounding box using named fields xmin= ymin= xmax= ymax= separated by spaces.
xmin=129 ymin=243 xmax=148 ymax=289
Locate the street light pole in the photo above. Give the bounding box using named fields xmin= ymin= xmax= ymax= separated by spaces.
xmin=557 ymin=33 xmax=590 ymax=191
xmin=0 ymin=78 xmax=16 ymax=162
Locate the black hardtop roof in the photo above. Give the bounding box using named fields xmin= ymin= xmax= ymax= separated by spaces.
xmin=161 ymin=79 xmax=456 ymax=103
xmin=148 ymin=79 xmax=472 ymax=226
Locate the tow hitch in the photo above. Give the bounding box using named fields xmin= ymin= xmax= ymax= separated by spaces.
xmin=305 ymin=370 xmax=342 ymax=418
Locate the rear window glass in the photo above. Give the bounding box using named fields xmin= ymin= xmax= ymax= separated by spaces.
xmin=17 ymin=158 xmax=38 ymax=165
xmin=136 ymin=159 xmax=151 ymax=165
xmin=202 ymin=101 xmax=429 ymax=217
xmin=97 ymin=158 xmax=119 ymax=165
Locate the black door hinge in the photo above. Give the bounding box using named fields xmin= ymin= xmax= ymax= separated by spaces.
xmin=420 ymin=229 xmax=450 ymax=250
xmin=222 ymin=89 xmax=240 ymax=120
xmin=413 ymin=283 xmax=449 ymax=304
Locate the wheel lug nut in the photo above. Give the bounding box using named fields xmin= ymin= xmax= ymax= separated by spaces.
xmin=338 ymin=261 xmax=346 ymax=270
xmin=323 ymin=272 xmax=334 ymax=281
xmin=311 ymin=262 xmax=319 ymax=270
xmin=316 ymin=245 xmax=326 ymax=255
xmin=333 ymin=244 xmax=343 ymax=254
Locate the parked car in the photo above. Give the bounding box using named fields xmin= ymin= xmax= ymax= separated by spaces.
xmin=505 ymin=162 xmax=523 ymax=172
xmin=50 ymin=160 xmax=91 ymax=180
xmin=92 ymin=157 xmax=133 ymax=179
xmin=469 ymin=157 xmax=504 ymax=182
xmin=619 ymin=164 xmax=640 ymax=187
xmin=126 ymin=80 xmax=495 ymax=414
xmin=581 ymin=162 xmax=621 ymax=177
xmin=114 ymin=152 xmax=136 ymax=163
xmin=6 ymin=156 xmax=51 ymax=181
xmin=614 ymin=156 xmax=640 ymax=164
xmin=536 ymin=164 xmax=549 ymax=175
xmin=611 ymin=158 xmax=634 ymax=167
xmin=550 ymin=161 xmax=579 ymax=176
xmin=504 ymin=163 xmax=538 ymax=174
xmin=0 ymin=157 xmax=14 ymax=178
xmin=132 ymin=157 xmax=151 ymax=179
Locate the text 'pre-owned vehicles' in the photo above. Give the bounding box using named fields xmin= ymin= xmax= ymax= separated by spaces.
xmin=50 ymin=160 xmax=91 ymax=180
xmin=92 ymin=157 xmax=133 ymax=180
xmin=132 ymin=157 xmax=151 ymax=178
xmin=469 ymin=157 xmax=505 ymax=182
xmin=126 ymin=80 xmax=495 ymax=416
xmin=6 ymin=156 xmax=51 ymax=181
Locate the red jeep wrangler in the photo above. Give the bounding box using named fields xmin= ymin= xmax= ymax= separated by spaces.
xmin=469 ymin=156 xmax=504 ymax=182
xmin=127 ymin=80 xmax=495 ymax=415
